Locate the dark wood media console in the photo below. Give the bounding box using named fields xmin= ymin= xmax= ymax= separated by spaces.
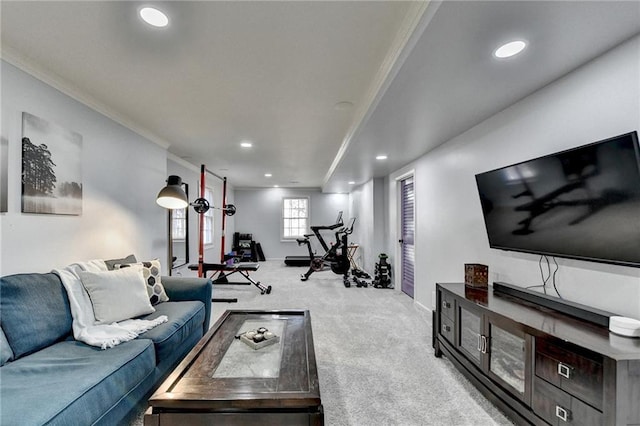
xmin=435 ymin=283 xmax=640 ymax=425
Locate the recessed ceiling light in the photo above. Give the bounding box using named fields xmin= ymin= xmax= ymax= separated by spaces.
xmin=494 ymin=40 xmax=527 ymax=59
xmin=139 ymin=7 xmax=169 ymax=28
xmin=348 ymin=181 xmax=355 ymax=185
xmin=265 ymin=173 xmax=272 ymax=177
xmin=240 ymin=141 xmax=253 ymax=148
xmin=376 ymin=155 xmax=388 ymax=160
xmin=274 ymin=185 xmax=279 ymax=188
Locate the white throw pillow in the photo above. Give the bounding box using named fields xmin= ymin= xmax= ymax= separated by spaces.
xmin=79 ymin=266 xmax=155 ymax=324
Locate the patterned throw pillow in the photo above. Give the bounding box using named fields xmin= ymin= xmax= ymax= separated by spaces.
xmin=115 ymin=259 xmax=169 ymax=305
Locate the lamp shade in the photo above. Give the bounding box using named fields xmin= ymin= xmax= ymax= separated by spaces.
xmin=156 ymin=175 xmax=188 ymax=209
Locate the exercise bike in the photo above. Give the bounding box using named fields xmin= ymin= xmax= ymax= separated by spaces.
xmin=285 ymin=211 xmax=343 ymax=267
xmin=300 ymin=217 xmax=355 ymax=287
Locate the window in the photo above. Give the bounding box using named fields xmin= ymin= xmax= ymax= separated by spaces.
xmin=171 ymin=207 xmax=187 ymax=240
xmin=203 ymin=187 xmax=214 ymax=245
xmin=282 ymin=197 xmax=309 ymax=239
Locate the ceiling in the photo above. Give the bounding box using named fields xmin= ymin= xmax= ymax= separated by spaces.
xmin=2 ymin=1 xmax=640 ymax=192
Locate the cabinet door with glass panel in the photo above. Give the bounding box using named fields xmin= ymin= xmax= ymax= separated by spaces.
xmin=486 ymin=315 xmax=532 ymax=406
xmin=456 ymin=298 xmax=532 ymax=405
xmin=456 ymin=298 xmax=486 ymax=368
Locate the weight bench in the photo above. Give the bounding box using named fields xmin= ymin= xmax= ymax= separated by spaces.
xmin=188 ymin=262 xmax=272 ymax=303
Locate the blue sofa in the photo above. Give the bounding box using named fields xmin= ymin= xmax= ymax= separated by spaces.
xmin=0 ymin=264 xmax=212 ymax=426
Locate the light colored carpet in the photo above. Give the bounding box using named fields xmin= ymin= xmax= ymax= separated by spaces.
xmin=131 ymin=260 xmax=513 ymax=426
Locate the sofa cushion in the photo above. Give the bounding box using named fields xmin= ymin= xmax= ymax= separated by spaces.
xmin=0 ymin=273 xmax=72 ymax=358
xmin=79 ymin=267 xmax=155 ymax=324
xmin=0 ymin=339 xmax=154 ymax=426
xmin=140 ymin=301 xmax=205 ymax=366
xmin=161 ymin=276 xmax=212 ymax=334
xmin=0 ymin=326 xmax=13 ymax=366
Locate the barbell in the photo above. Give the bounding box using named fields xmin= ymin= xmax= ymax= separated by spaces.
xmin=191 ymin=198 xmax=236 ymax=216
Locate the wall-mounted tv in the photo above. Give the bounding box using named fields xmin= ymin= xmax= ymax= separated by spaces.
xmin=475 ymin=131 xmax=640 ymax=267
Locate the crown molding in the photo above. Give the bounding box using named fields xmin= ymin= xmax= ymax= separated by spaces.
xmin=1 ymin=44 xmax=172 ymax=150
xmin=167 ymin=153 xmax=201 ymax=173
xmin=235 ymin=186 xmax=323 ymax=192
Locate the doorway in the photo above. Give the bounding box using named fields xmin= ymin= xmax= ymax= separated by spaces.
xmin=399 ymin=176 xmax=415 ymax=298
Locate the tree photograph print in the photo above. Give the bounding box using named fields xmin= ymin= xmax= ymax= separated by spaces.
xmin=21 ymin=112 xmax=82 ymax=215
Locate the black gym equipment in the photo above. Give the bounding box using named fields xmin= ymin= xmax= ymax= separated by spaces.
xmin=158 ymin=166 xmax=240 ymax=303
xmin=300 ymin=217 xmax=355 ymax=287
xmin=190 ymin=195 xmax=236 ymax=217
xmin=283 ymin=252 xmax=318 ymax=267
xmin=284 ymin=211 xmax=343 ymax=267
xmin=347 ymin=244 xmax=371 ymax=279
xmin=372 ymin=253 xmax=393 ymax=289
xmin=352 ymin=275 xmax=369 ymax=288
xmin=188 ymin=262 xmax=272 ymax=299
xmin=233 ymin=232 xmax=258 ymax=262
xmin=189 ymin=166 xmax=251 ymax=303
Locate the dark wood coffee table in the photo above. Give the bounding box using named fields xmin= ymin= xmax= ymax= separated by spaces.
xmin=144 ymin=310 xmax=323 ymax=425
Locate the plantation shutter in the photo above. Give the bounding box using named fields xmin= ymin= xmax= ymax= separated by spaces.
xmin=400 ymin=177 xmax=415 ymax=298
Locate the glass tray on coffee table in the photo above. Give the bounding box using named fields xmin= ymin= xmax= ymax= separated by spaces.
xmin=213 ymin=318 xmax=285 ymax=378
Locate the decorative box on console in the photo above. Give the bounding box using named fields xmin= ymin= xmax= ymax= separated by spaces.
xmin=464 ymin=263 xmax=488 ymax=288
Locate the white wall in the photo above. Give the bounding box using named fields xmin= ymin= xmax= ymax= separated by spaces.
xmin=386 ymin=35 xmax=640 ymax=317
xmin=349 ymin=177 xmax=386 ymax=272
xmin=348 ymin=182 xmax=372 ymax=272
xmin=0 ymin=60 xmax=169 ymax=275
xmin=233 ymin=188 xmax=348 ymax=260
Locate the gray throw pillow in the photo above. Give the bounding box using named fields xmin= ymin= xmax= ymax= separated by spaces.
xmin=104 ymin=254 xmax=137 ymax=270
xmin=79 ymin=266 xmax=155 ymax=324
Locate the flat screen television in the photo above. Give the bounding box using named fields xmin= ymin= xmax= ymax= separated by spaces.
xmin=475 ymin=131 xmax=640 ymax=267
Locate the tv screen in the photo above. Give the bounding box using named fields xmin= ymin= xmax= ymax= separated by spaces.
xmin=475 ymin=131 xmax=640 ymax=267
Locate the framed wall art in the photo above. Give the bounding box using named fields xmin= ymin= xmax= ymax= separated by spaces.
xmin=21 ymin=112 xmax=82 ymax=215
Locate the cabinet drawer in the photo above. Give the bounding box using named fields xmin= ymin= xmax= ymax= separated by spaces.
xmin=440 ymin=291 xmax=455 ymax=320
xmin=533 ymin=377 xmax=602 ymax=426
xmin=535 ymin=338 xmax=603 ymax=410
xmin=440 ymin=315 xmax=454 ymax=344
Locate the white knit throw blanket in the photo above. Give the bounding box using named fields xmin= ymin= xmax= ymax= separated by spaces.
xmin=53 ymin=260 xmax=168 ymax=349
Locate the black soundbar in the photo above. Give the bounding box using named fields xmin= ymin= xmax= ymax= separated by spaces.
xmin=493 ymin=281 xmax=617 ymax=327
